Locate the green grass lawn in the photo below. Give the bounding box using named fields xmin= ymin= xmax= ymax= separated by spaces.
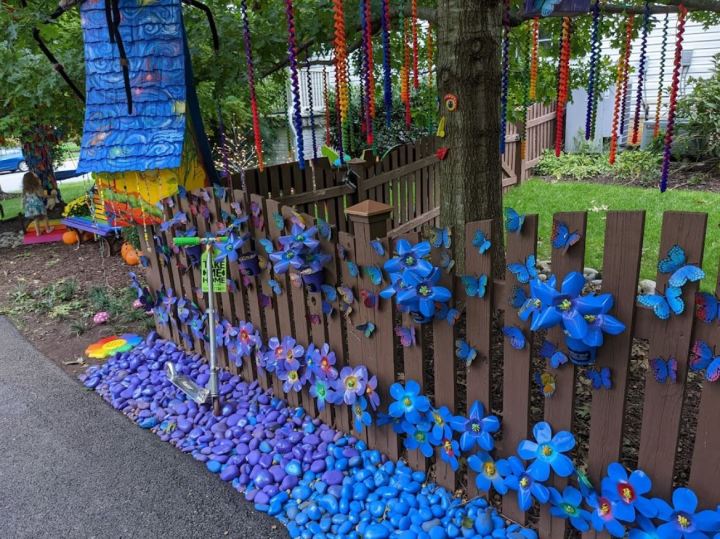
xmin=504 ymin=179 xmax=720 ymax=288
xmin=1 ymin=180 xmax=92 ymax=222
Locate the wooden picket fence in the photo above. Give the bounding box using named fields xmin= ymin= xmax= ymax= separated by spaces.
xmin=138 ymin=182 xmax=719 ymax=537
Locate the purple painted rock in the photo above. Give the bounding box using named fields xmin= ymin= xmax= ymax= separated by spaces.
xmin=311 ymin=460 xmax=326 ymax=474
xmin=253 ymin=469 xmax=273 ymax=489
xmin=280 ymin=474 xmax=298 ymax=491
xmin=322 ymin=470 xmax=344 ymax=486
xmin=220 ymin=464 xmax=240 ymax=482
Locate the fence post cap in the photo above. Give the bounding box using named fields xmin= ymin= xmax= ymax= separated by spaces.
xmin=345 ymin=200 xmax=393 ymax=219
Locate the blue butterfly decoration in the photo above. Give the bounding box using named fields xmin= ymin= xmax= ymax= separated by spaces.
xmin=268 ymin=279 xmax=282 ymax=296
xmin=507 ymin=254 xmax=538 ymax=284
xmin=370 ymin=239 xmax=385 ymax=257
xmin=317 ymin=218 xmax=332 ymax=241
xmin=213 ymin=186 xmax=227 ymax=200
xmin=533 ymin=0 xmax=563 ymax=17
xmin=322 ymin=301 xmax=335 ymax=317
xmin=658 ymin=244 xmax=687 ymax=274
xmin=356 ymin=322 xmax=376 ymax=338
xmin=461 ymin=274 xmax=488 ymax=298
xmin=503 ymin=325 xmax=526 ymax=350
xmin=365 ymin=266 xmax=383 ymax=286
xmin=472 ymin=229 xmax=491 ymax=255
xmin=505 ymin=207 xmax=525 ymax=233
xmin=551 ymin=221 xmax=582 ymax=253
xmin=509 ymin=285 xmax=528 ymax=309
xmin=668 ymin=265 xmax=705 ymax=288
xmin=636 ymin=286 xmax=684 ymax=320
xmin=695 ymin=292 xmax=719 ymax=323
xmin=440 ymin=250 xmax=455 ymax=274
xmin=428 ymin=227 xmax=451 ymax=249
xmin=690 ymin=340 xmax=720 ymax=382
xmin=539 ymin=340 xmax=569 ymax=369
xmin=650 ymin=357 xmax=677 ymax=384
xmin=272 ymin=212 xmax=285 ymax=230
xmin=258 ymin=238 xmax=274 ymax=254
xmin=347 ymin=260 xmax=359 ymax=278
xmin=320 ymin=284 xmax=337 ymax=302
xmin=455 ymin=339 xmax=478 ymax=365
xmin=585 ymin=367 xmax=612 ymax=390
xmin=436 ymin=303 xmax=460 ymax=326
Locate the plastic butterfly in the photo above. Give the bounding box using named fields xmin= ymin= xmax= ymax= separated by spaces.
xmin=551 ymin=221 xmax=582 ymax=253
xmin=690 ymin=340 xmax=720 ymax=382
xmin=534 ymin=371 xmax=556 ymax=398
xmin=356 ymin=322 xmax=376 ymax=338
xmin=370 ymin=239 xmax=385 ymax=257
xmin=320 ymin=284 xmax=337 ymax=302
xmin=322 ymin=301 xmax=335 ymax=316
xmin=259 ymin=293 xmax=272 ymax=308
xmin=505 ymin=207 xmax=525 ymax=233
xmin=509 ymin=285 xmax=528 ymax=309
xmin=258 ymin=238 xmax=274 ymax=254
xmin=268 ymin=279 xmax=282 ymax=296
xmin=461 ymin=274 xmax=488 ymax=298
xmin=658 ymin=244 xmax=687 ymax=274
xmin=289 ymin=273 xmax=303 ymax=289
xmin=427 ymin=226 xmax=451 ymax=249
xmin=213 ymin=186 xmax=227 ymax=200
xmin=317 ymin=218 xmax=332 ymax=241
xmin=585 ymin=367 xmax=612 ymax=390
xmin=439 ymin=250 xmax=455 ymax=274
xmin=455 ymin=339 xmax=478 ymax=365
xmin=503 ymin=325 xmax=526 ymax=350
xmin=472 ymin=229 xmax=491 ymax=255
xmin=518 ymin=297 xmax=542 ymax=322
xmin=636 ymin=286 xmax=684 ymax=320
xmin=395 ymin=325 xmax=416 ymax=347
xmin=365 ymin=266 xmax=383 ymax=286
xmin=435 ymin=303 xmax=460 ymax=326
xmin=668 ymin=265 xmax=705 ymax=288
xmin=360 ymin=289 xmax=378 ymax=309
xmin=650 ymin=357 xmax=677 ymax=384
xmin=337 ymin=285 xmax=355 ymax=306
xmin=347 ymin=260 xmax=359 ymax=278
xmin=272 ymin=212 xmax=285 ymax=230
xmin=539 ymin=340 xmax=569 ymax=369
xmin=695 ymin=292 xmax=719 ymax=323
xmin=507 ymin=254 xmax=538 ymax=284
xmin=197 ymin=190 xmax=211 ymax=203
xmin=230 ymin=201 xmax=243 ymax=216
xmin=533 ymin=0 xmax=562 ymax=16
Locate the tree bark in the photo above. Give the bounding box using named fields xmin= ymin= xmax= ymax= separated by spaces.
xmin=437 ymin=0 xmax=504 ymax=275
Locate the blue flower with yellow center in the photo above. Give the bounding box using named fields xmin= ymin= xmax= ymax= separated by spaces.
xmin=517 ymin=421 xmax=575 ymax=481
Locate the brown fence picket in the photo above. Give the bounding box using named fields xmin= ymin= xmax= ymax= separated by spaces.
xmin=539 ymin=212 xmax=588 ymax=539
xmin=638 ymin=212 xmax=707 ymax=499
xmin=177 ymin=194 xmax=206 ymax=356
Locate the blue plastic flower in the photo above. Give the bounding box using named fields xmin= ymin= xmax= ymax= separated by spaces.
xmin=188 ymin=312 xmax=206 ymax=339
xmin=279 ymin=224 xmax=319 ymax=250
xmin=459 ymin=400 xmax=500 ymax=452
xmin=162 ymin=287 xmax=177 ymax=308
xmin=279 ymin=357 xmax=303 ymax=393
xmin=384 ymin=239 xmax=433 ymax=276
xmin=376 ymin=412 xmax=404 ymax=434
xmin=654 ymin=487 xmax=720 ymax=539
xmin=389 ymin=380 xmax=430 ymax=423
xmin=396 ymin=267 xmax=451 ymax=318
xmin=583 ymin=311 xmax=626 ymax=347
xmin=439 ymin=438 xmax=460 ymax=471
xmin=333 ymin=366 xmax=367 ymax=405
xmin=364 ymin=374 xmax=380 ymax=411
xmin=549 ymin=486 xmax=592 ymax=532
xmin=428 ymin=406 xmax=465 ymax=445
xmin=214 ymin=233 xmax=245 ymax=263
xmin=517 ymin=421 xmax=575 ymax=481
xmin=468 ymin=452 xmax=508 ymax=495
xmin=587 ymin=494 xmax=627 ymax=538
xmin=236 ymin=322 xmax=259 ymax=357
xmin=310 ymin=343 xmax=338 ymax=381
xmin=269 ymin=248 xmax=303 ymax=274
xmin=629 ymin=514 xmax=662 ymax=539
xmin=403 ymin=421 xmax=434 ymax=457
xmin=310 ymin=378 xmax=330 ymax=411
xmin=497 ymin=456 xmax=550 ymax=511
xmin=352 ymin=396 xmax=372 ymax=433
xmin=154 ymin=304 xmax=170 ymax=325
xmin=601 ymin=462 xmax=657 ymax=521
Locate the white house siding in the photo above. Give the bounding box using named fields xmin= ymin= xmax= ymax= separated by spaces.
xmin=565 ymin=15 xmax=720 ymax=152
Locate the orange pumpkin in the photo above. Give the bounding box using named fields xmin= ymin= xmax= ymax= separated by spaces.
xmin=121 ymin=242 xmax=133 ymax=257
xmin=82 ymin=232 xmax=95 ymax=242
xmin=62 ymin=230 xmax=79 ymax=245
xmin=123 ymin=248 xmax=140 ymax=266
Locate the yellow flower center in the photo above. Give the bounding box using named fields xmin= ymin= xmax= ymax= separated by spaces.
xmin=584 ymin=314 xmax=597 ymax=323
xmin=558 ymin=299 xmax=572 ymax=311
xmin=542 ymin=445 xmax=553 ymax=457
xmin=677 ymin=514 xmax=691 ymax=529
xmin=443 ymin=440 xmax=453 ymax=455
xmin=288 ymin=371 xmax=298 ymax=382
xmin=563 ymin=504 xmax=577 ymax=516
xmin=483 ymin=462 xmax=496 ymax=476
xmin=599 ymin=499 xmax=611 ymax=517
xmin=404 ymin=397 xmax=413 ymax=407
xmin=519 ymin=476 xmax=529 ymax=488
xmin=346 ymin=376 xmax=357 ymax=389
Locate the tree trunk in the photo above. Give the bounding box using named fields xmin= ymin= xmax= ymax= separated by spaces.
xmin=437 ymin=0 xmax=504 ymax=275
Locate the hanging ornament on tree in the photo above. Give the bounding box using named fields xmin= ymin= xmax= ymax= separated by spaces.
xmin=554 ymin=17 xmax=572 ymax=157
xmin=618 ymin=15 xmax=635 ymax=137
xmin=332 ymin=0 xmax=349 ymax=130
xmin=381 ymin=0 xmax=392 ymax=127
xmin=500 ymin=0 xmax=511 ymax=155
xmin=631 ymin=1 xmax=651 ymax=145
xmin=584 ymin=0 xmax=601 ymax=141
xmin=426 ymin=23 xmax=434 ymax=87
xmin=360 ymin=0 xmax=373 ymax=145
xmin=529 ymin=16 xmax=539 ymax=101
xmin=661 ymin=4 xmax=688 ymax=192
xmin=240 ymin=0 xmax=264 ymax=171
xmin=402 ymin=17 xmax=412 ymax=128
xmin=322 ymin=66 xmax=331 ymax=147
xmin=285 ymin=0 xmax=304 ymax=168
xmin=364 ymin=0 xmax=375 ymax=119
xmin=305 ymin=59 xmax=318 ymax=159
xmin=524 ymin=0 xmax=590 ymax=17
xmin=609 ymin=15 xmax=634 ymax=165
xmin=411 ymin=0 xmax=419 ymax=90
xmin=654 ymin=14 xmax=670 ymax=139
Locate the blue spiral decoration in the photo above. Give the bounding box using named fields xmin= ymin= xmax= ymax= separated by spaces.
xmin=632 ymin=1 xmax=650 ymax=144
xmin=305 ymin=64 xmax=318 ymax=160
xmin=381 ymin=0 xmax=392 ymax=128
xmin=285 ymin=0 xmax=305 ymax=169
xmin=499 ymin=0 xmax=510 ymax=155
xmin=584 ymin=0 xmax=601 ymax=141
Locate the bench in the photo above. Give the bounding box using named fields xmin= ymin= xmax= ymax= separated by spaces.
xmin=61 ymin=215 xmax=124 ymax=255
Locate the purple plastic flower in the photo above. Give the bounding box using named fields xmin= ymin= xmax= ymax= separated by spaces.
xmin=154 ymin=305 xmax=169 ymax=325
xmin=333 ymin=366 xmax=367 ymax=405
xmin=189 ymin=313 xmax=206 ymax=339
xmin=176 ymin=299 xmax=190 ymax=323
xmin=383 ymin=239 xmax=433 ymax=276
xmin=352 ymin=396 xmax=372 ymax=433
xmin=214 ymin=233 xmax=245 ymax=263
xmin=517 ymin=421 xmax=576 ymax=481
xmin=601 ymin=462 xmax=657 ymax=521
xmin=428 ymin=406 xmax=465 ymax=446
xmin=389 ymin=380 xmax=430 ymax=423
xmin=279 ymin=358 xmax=303 ymax=393
xmin=403 ymin=421 xmax=433 ymax=457
xmin=439 ymin=438 xmax=460 ymax=471
xmin=396 ymin=268 xmax=451 ymax=319
xmin=364 ymin=374 xmax=380 ymax=411
xmin=549 ymin=486 xmax=592 ymax=532
xmin=279 ymin=224 xmax=320 ymax=250
xmin=497 ymin=455 xmax=550 ymax=511
xmin=311 ymin=343 xmax=338 ymax=381
xmin=237 ymin=322 xmax=259 ymax=357
xmin=468 ymin=452 xmax=508 ymax=495
xmin=459 ymin=400 xmax=500 ymax=452
xmin=310 ymin=378 xmax=330 ymax=411
xmin=654 ymin=488 xmax=720 ymax=539
xmin=269 ymin=248 xmax=303 ymax=274
xmin=587 ymin=494 xmax=627 ymax=538
xmin=162 ymin=288 xmax=177 ymax=308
